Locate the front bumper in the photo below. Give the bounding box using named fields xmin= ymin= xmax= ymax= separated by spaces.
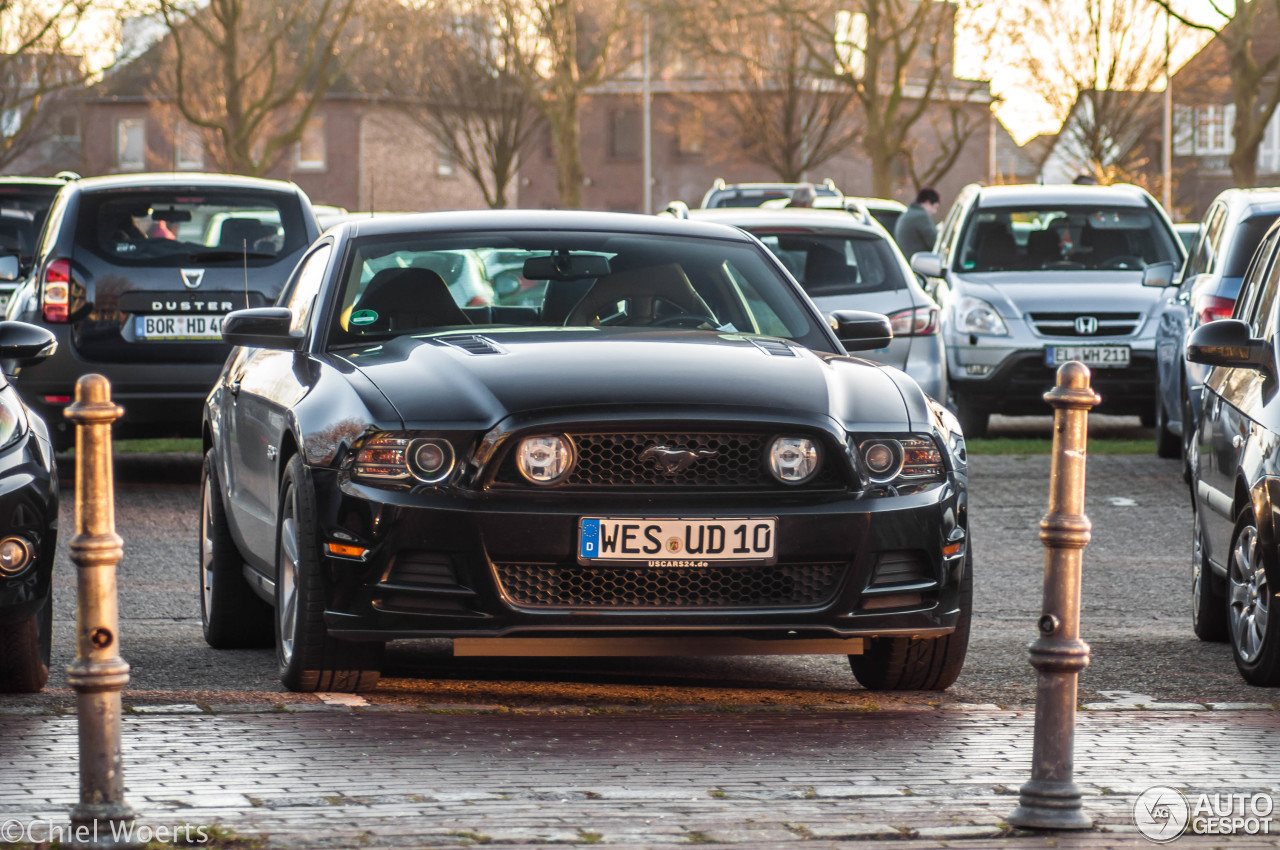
xmin=309 ymin=470 xmax=969 ymax=643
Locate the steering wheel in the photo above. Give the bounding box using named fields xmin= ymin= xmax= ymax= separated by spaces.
xmin=651 ymin=312 xmax=719 ymax=329
xmin=1099 ymin=255 xmax=1144 ymax=270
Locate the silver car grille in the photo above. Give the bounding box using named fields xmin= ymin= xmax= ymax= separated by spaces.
xmin=1026 ymin=312 xmax=1142 ymax=338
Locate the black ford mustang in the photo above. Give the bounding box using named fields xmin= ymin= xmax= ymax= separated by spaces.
xmin=201 ymin=211 xmax=970 ymax=693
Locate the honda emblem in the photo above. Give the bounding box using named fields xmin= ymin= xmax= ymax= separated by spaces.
xmin=1074 ymin=316 xmax=1098 ymax=335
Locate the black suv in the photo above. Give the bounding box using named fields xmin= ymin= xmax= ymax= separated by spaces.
xmin=0 ymin=176 xmax=72 ymax=313
xmin=7 ymin=173 xmax=319 ymax=448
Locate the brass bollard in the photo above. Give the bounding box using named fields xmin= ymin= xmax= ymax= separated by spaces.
xmin=1008 ymin=362 xmax=1100 ymax=831
xmin=64 ymin=375 xmax=139 ymax=849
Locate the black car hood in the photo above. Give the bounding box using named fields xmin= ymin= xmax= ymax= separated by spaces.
xmin=339 ymin=330 xmax=915 ymax=432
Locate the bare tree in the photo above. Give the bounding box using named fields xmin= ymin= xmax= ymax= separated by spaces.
xmin=152 ymin=0 xmax=361 ymax=176
xmin=364 ymin=0 xmax=543 ymax=208
xmin=1153 ymin=0 xmax=1280 ymax=188
xmin=1009 ymin=0 xmax=1175 ymax=185
xmin=0 ymin=0 xmax=96 ymax=170
xmin=669 ymin=0 xmax=860 ymax=181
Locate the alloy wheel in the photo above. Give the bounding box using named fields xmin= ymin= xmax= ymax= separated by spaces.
xmin=200 ymin=475 xmax=215 ymax=619
xmin=1228 ymin=523 xmax=1270 ymax=663
xmin=277 ymin=509 xmax=300 ymax=666
xmin=1192 ymin=514 xmax=1207 ymax=623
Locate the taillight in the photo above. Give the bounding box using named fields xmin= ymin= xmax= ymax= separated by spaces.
xmin=886 ymin=305 xmax=938 ymax=336
xmin=42 ymin=258 xmax=71 ymax=323
xmin=1195 ymin=295 xmax=1235 ymax=326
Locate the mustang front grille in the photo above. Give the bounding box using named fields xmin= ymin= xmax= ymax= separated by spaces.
xmin=494 ymin=561 xmax=845 ymax=609
xmin=495 ymin=432 xmax=844 ymax=489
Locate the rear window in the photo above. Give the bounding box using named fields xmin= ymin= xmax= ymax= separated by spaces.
xmin=750 ymin=231 xmax=907 ymax=296
xmin=75 ymin=190 xmax=309 ymax=266
xmin=0 ymin=185 xmax=58 ymax=258
xmin=1224 ymin=213 xmax=1280 ymax=278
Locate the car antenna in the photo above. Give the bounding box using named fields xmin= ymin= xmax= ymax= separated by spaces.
xmin=242 ymin=238 xmax=249 ymax=308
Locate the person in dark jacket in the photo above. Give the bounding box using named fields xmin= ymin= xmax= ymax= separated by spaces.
xmin=894 ymin=187 xmax=940 ymax=259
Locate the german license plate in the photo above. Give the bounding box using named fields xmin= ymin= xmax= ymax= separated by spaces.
xmin=135 ymin=314 xmax=224 ymax=341
xmin=579 ymin=517 xmax=777 ymax=566
xmin=1046 ymin=345 xmax=1130 ymax=368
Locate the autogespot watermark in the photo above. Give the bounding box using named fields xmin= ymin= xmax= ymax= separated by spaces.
xmin=0 ymin=817 xmax=210 ymax=845
xmin=1134 ymin=786 xmax=1275 ymax=843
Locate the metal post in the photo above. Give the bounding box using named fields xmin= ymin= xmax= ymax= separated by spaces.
xmin=1008 ymin=362 xmax=1100 ymax=831
xmin=641 ymin=11 xmax=653 ymax=215
xmin=64 ymin=374 xmax=138 ymax=849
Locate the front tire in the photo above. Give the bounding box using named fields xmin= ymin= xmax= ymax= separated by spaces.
xmin=0 ymin=593 xmax=51 ymax=693
xmin=849 ymin=548 xmax=972 ymax=690
xmin=276 ymin=455 xmax=383 ymax=693
xmin=953 ymin=395 xmax=988 ymax=439
xmin=1227 ymin=511 xmax=1280 ymax=685
xmin=201 ymin=451 xmax=273 ymax=648
xmin=1154 ymin=388 xmax=1180 ymax=459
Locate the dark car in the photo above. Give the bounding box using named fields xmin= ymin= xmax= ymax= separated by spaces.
xmin=200 ymin=210 xmax=971 ymax=694
xmin=0 ymin=316 xmax=60 ymax=692
xmin=1186 ymin=216 xmax=1280 ymax=685
xmin=1152 ymin=190 xmax=1280 ymax=475
xmin=7 ymin=173 xmax=320 ymax=449
xmin=0 ymin=176 xmax=73 ymax=313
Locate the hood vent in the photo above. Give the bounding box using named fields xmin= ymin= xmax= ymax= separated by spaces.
xmin=750 ymin=338 xmax=797 ymax=357
xmin=439 ymin=334 xmax=506 ymax=355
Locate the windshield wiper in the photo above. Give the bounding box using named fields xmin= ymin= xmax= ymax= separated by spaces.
xmin=187 ymin=249 xmax=276 ymax=262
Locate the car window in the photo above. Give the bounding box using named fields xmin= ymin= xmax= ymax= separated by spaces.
xmin=1233 ymin=228 xmax=1280 ymax=326
xmin=0 ymin=186 xmax=57 ymax=259
xmin=329 ymin=231 xmax=824 ymax=348
xmin=286 ymin=243 xmax=333 ymax=333
xmin=749 ymin=231 xmax=907 ymax=296
xmin=1224 ymin=213 xmax=1280 ymax=278
xmin=1183 ymin=203 xmax=1225 ymax=279
xmin=1249 ymin=245 xmax=1280 ymax=338
xmin=956 ymin=205 xmax=1181 ymax=272
xmin=74 ymin=190 xmax=309 ymax=266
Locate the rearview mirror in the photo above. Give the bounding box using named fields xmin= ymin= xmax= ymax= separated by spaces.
xmin=830 ymin=310 xmax=893 ymax=350
xmin=523 ymin=252 xmax=611 ymax=281
xmin=0 ymin=321 xmax=55 ymax=363
xmin=222 ymin=307 xmax=303 ymax=351
xmin=1186 ymin=319 xmax=1272 ymax=374
xmin=1141 ymin=261 xmax=1176 ymax=288
xmin=910 ymin=252 xmax=944 ymax=279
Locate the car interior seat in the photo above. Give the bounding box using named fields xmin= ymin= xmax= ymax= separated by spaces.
xmin=975 ymin=223 xmax=1020 ymax=271
xmin=355 ymin=267 xmax=471 ymax=331
xmin=219 ymin=219 xmax=277 ymax=252
xmin=803 ymin=244 xmax=854 ymax=292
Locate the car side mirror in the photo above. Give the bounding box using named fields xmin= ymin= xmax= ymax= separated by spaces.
xmin=1141 ymin=261 xmax=1176 ymax=288
xmin=0 ymin=254 xmax=20 ymax=283
xmin=910 ymin=252 xmax=944 ymax=279
xmin=222 ymin=307 xmax=303 ymax=351
xmin=1186 ymin=319 xmax=1272 ymax=374
xmin=830 ymin=310 xmax=893 ymax=350
xmin=0 ymin=320 xmax=56 ymax=364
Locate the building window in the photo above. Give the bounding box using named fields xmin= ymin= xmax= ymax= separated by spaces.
xmin=610 ymin=108 xmax=641 ymax=160
xmin=0 ymin=109 xmax=19 ymax=138
xmin=294 ymin=116 xmax=325 ymax=170
xmin=55 ymin=114 xmax=78 ymax=139
xmin=436 ymin=139 xmax=455 ymax=177
xmin=835 ymin=10 xmax=867 ymax=78
xmin=175 ymin=120 xmax=204 ymax=170
xmin=675 ymin=111 xmax=703 ymax=157
xmin=1173 ymin=105 xmax=1195 ymax=156
xmin=1194 ymin=104 xmax=1234 ymax=156
xmin=1260 ymin=110 xmax=1280 ymax=174
xmin=116 ymin=118 xmax=146 ymax=170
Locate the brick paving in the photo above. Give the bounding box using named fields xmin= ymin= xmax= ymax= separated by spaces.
xmin=3 ymin=706 xmax=1280 ymax=848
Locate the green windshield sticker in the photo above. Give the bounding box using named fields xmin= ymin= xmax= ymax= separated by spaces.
xmin=350 ymin=309 xmax=378 ymax=326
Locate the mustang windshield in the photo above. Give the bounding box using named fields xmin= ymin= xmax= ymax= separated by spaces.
xmin=328 ymin=230 xmax=825 ymax=346
xmin=956 ymin=205 xmax=1181 ymax=273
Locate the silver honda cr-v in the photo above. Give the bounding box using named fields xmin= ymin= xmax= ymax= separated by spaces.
xmin=910 ymin=184 xmax=1185 ymax=437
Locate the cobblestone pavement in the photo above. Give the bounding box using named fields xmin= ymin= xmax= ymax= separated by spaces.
xmin=2 ymin=705 xmax=1279 ymax=848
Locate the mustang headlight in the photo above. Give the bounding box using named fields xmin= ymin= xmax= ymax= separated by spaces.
xmin=767 ymin=436 xmax=820 ymax=484
xmin=856 ymin=436 xmax=945 ymax=486
xmin=954 ymin=296 xmax=1009 ymax=336
xmin=353 ymin=434 xmax=456 ymax=485
xmin=0 ymin=386 xmax=27 ymax=452
xmin=516 ymin=434 xmax=575 ymax=485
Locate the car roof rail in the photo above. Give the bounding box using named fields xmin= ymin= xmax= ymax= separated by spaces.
xmin=661 ymin=200 xmax=690 ymax=219
xmin=711 ymin=178 xmax=726 ymax=190
xmin=821 ymin=178 xmax=843 ymax=196
xmin=54 ymin=171 xmax=80 ymax=181
xmin=842 ymin=198 xmax=872 ymax=224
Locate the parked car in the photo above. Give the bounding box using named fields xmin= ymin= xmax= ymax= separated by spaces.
xmin=1152 ymin=190 xmax=1280 ymax=472
xmin=200 ymin=210 xmax=971 ymax=694
xmin=1185 ymin=217 xmax=1280 ymax=684
xmin=912 ymin=183 xmax=1185 ymax=436
xmin=666 ymin=205 xmax=947 ymax=403
xmin=6 ymin=173 xmax=320 ymax=450
xmin=1174 ymin=222 xmax=1200 ymax=252
xmin=0 ymin=176 xmax=75 ymax=314
xmin=700 ymin=178 xmax=843 ymax=208
xmin=0 ymin=318 xmax=60 ymax=693
xmin=760 ymin=195 xmax=908 ymax=233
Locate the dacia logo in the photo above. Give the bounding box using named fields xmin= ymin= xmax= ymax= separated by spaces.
xmin=639 ymin=445 xmax=718 ymax=476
